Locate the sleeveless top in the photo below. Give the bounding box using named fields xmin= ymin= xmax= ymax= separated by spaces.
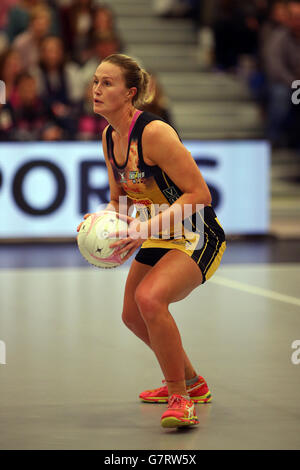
xmin=105 ymin=111 xmax=225 ymax=245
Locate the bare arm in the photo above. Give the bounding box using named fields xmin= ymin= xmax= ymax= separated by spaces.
xmin=141 ymin=120 xmax=211 ymax=237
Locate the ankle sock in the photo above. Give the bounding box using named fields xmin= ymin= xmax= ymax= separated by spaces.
xmin=185 ymin=375 xmax=199 ymax=387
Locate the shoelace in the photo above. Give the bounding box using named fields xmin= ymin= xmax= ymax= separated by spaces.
xmin=168 ymin=394 xmax=188 ymax=409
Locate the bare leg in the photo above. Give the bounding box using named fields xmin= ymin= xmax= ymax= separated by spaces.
xmin=122 ymin=259 xmax=198 ymax=384
xmin=133 ymin=251 xmax=203 ymax=396
xmin=123 ymin=302 xmax=197 ymax=380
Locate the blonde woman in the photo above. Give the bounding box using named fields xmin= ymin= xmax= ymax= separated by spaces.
xmin=77 ymin=54 xmax=226 ymax=429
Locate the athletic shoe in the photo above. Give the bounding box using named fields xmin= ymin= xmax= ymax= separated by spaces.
xmin=139 ymin=375 xmax=212 ymax=404
xmin=161 ymin=394 xmax=199 ymax=428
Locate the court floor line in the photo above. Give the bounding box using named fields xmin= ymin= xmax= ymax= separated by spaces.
xmin=211 ymin=275 xmax=300 ymax=308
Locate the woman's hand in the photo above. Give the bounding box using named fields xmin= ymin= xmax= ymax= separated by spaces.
xmin=77 ymin=213 xmax=91 ymax=233
xmin=108 ymin=214 xmax=149 ymax=263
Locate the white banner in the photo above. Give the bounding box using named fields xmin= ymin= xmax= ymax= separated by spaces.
xmin=0 ymin=140 xmax=270 ymax=238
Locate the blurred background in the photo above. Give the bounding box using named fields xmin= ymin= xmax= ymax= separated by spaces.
xmin=0 ymin=0 xmax=300 ymax=264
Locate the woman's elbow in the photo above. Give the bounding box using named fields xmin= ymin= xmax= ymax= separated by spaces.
xmin=204 ymin=193 xmax=212 ymax=206
xmin=196 ymin=190 xmax=212 ymax=207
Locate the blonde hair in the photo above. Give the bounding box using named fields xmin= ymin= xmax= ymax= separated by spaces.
xmin=102 ymin=53 xmax=154 ymax=107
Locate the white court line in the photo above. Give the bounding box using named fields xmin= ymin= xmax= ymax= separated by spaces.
xmin=211 ymin=276 xmax=300 ymax=307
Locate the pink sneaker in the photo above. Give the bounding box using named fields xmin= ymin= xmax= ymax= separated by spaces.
xmin=139 ymin=375 xmax=212 ymax=404
xmin=161 ymin=394 xmax=199 ymax=428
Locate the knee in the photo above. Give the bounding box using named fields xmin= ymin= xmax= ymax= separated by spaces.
xmin=134 ymin=285 xmax=167 ymax=323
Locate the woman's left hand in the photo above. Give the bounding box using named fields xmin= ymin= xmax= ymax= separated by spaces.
xmin=108 ymin=214 xmax=148 ymax=263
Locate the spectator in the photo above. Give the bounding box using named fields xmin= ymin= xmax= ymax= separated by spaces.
xmin=59 ymin=0 xmax=95 ymax=64
xmin=5 ymin=0 xmax=60 ymax=43
xmin=90 ymin=4 xmax=124 ymax=51
xmin=92 ymin=5 xmax=116 ymax=35
xmin=212 ymin=0 xmax=241 ymax=70
xmin=264 ymin=0 xmax=300 ymax=147
xmin=0 ymin=47 xmax=23 ymax=140
xmin=76 ymin=81 xmax=108 ymax=140
xmin=12 ymin=4 xmax=52 ymax=68
xmin=249 ymin=1 xmax=289 ymax=104
xmin=0 ymin=1 xmax=18 ymax=52
xmin=5 ymin=0 xmax=39 ymax=43
xmin=253 ymin=0 xmax=269 ymax=26
xmin=260 ymin=1 xmax=289 ymax=58
xmin=212 ymin=0 xmax=267 ymax=70
xmin=32 ymin=35 xmax=82 ymax=105
xmin=80 ymin=31 xmax=121 ymax=91
xmin=31 ymin=35 xmax=81 ymax=137
xmin=0 ymin=48 xmax=23 ymax=102
xmin=237 ymin=4 xmax=261 ymax=58
xmin=140 ymin=74 xmax=173 ymax=125
xmin=0 ymin=1 xmax=19 ymax=29
xmin=9 ymin=71 xmax=54 ymax=140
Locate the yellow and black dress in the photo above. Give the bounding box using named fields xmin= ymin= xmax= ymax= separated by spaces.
xmin=106 ymin=111 xmax=226 ymax=284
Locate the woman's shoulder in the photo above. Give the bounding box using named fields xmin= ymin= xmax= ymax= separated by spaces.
xmin=141 ymin=114 xmax=179 ymax=143
xmin=143 ymin=118 xmax=170 ymax=135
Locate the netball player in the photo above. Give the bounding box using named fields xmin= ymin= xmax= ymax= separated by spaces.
xmin=77 ymin=54 xmax=226 ymax=428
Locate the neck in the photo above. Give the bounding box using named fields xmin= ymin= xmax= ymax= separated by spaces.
xmin=105 ymin=106 xmax=138 ymax=138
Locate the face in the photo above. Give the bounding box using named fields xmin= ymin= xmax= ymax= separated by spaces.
xmin=31 ymin=13 xmax=50 ymax=38
xmin=94 ymin=9 xmax=113 ymax=30
xmin=41 ymin=38 xmax=63 ymax=68
xmin=93 ymin=62 xmax=136 ymax=116
xmin=272 ymin=2 xmax=288 ymax=25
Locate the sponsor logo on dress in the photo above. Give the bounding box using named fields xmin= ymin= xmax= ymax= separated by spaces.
xmin=129 ymin=170 xmax=145 ymax=183
xmin=163 ymin=186 xmax=180 ymax=204
xmin=118 ymin=171 xmax=127 ymax=183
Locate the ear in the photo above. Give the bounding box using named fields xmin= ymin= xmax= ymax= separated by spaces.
xmin=127 ymin=87 xmax=137 ymax=100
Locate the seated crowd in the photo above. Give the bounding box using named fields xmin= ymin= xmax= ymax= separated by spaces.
xmin=0 ymin=0 xmax=172 ymax=141
xmin=0 ymin=0 xmax=299 ymax=148
xmin=198 ymin=0 xmax=300 ymax=148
